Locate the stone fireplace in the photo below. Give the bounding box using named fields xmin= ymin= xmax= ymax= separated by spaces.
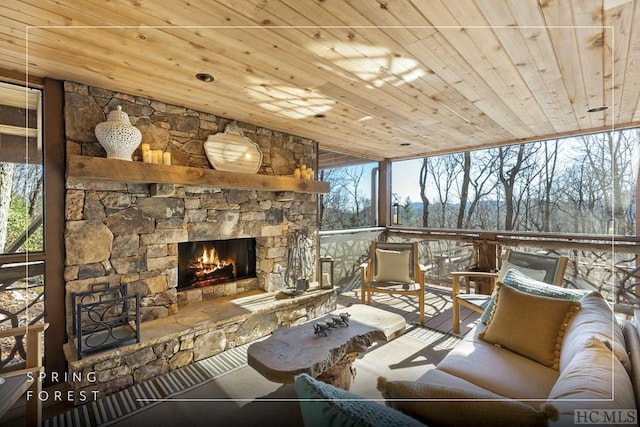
xmin=63 ymin=81 xmax=324 ymax=325
xmin=62 ymin=82 xmax=336 ymax=399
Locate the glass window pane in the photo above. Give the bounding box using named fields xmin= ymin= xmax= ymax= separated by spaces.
xmin=0 ymin=83 xmax=43 ymax=254
xmin=391 ymin=129 xmax=639 ymax=235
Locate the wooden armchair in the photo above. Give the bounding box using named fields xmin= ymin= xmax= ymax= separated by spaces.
xmin=360 ymin=241 xmax=426 ymax=325
xmin=452 ymin=250 xmax=568 ymax=334
xmin=0 ymin=323 xmax=48 ymax=427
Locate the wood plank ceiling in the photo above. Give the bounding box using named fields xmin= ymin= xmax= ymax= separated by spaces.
xmin=1 ymin=0 xmax=639 ymax=162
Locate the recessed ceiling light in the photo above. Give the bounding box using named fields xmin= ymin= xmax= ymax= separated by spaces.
xmin=587 ymin=105 xmax=609 ymax=113
xmin=196 ymin=73 xmax=215 ymax=82
xmin=314 ymin=113 xmax=327 ymax=119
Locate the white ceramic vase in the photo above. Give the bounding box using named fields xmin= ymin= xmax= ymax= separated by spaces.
xmin=94 ymin=106 xmax=142 ymax=161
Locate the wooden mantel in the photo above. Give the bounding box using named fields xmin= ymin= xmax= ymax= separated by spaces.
xmin=67 ymin=155 xmax=330 ymax=194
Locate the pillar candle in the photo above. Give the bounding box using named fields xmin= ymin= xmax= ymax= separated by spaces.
xmin=141 ymin=143 xmax=151 ymax=163
xmin=142 ymin=149 xmax=152 ymax=163
xmin=163 ymin=151 xmax=171 ymax=165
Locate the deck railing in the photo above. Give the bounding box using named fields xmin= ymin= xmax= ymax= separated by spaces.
xmin=319 ymin=227 xmax=640 ymax=314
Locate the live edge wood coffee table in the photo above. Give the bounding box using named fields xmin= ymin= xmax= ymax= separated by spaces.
xmin=247 ymin=304 xmax=406 ymax=389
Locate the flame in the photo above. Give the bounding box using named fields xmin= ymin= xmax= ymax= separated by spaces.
xmin=196 ymin=246 xmax=230 ymax=273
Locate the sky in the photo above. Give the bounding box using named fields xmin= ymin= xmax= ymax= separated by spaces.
xmin=353 ymin=159 xmax=431 ymax=203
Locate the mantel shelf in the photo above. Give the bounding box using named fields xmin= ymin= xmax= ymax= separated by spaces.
xmin=67 ymin=155 xmax=330 ymax=194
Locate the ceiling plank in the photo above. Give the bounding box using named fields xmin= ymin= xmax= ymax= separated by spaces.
xmin=1 ymin=0 xmax=638 ymax=161
xmin=605 ymin=0 xmax=640 ymax=125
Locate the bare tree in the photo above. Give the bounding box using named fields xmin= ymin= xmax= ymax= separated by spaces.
xmin=419 ymin=158 xmax=430 ymax=227
xmin=0 ymin=163 xmax=16 ymax=251
xmin=458 ymin=151 xmax=498 ymax=229
xmin=427 ymin=155 xmax=460 ymax=227
xmin=456 ymin=152 xmax=471 ymax=229
xmin=319 ymin=165 xmax=371 ymax=229
xmin=580 ymin=131 xmax=636 ymax=234
xmin=496 ymin=144 xmax=541 ymax=230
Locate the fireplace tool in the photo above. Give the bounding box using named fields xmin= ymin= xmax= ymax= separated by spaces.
xmin=282 ymin=230 xmax=314 ymax=297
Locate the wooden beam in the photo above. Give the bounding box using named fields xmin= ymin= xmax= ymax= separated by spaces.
xmin=67 ymin=155 xmax=330 ymax=194
xmin=378 ymin=159 xmax=391 ymax=228
xmin=43 ymin=78 xmax=66 ymax=385
xmin=0 ymin=68 xmax=44 ymax=88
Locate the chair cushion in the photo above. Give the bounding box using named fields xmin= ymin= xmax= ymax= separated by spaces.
xmin=479 ymin=283 xmax=581 ymax=370
xmin=374 ymin=249 xmax=411 ymax=283
xmin=294 ymin=373 xmax=425 ymax=427
xmin=480 ymin=269 xmax=587 ymax=324
xmin=377 ymin=369 xmax=549 ymax=427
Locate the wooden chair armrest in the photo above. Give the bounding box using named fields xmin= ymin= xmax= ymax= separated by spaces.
xmin=450 ymin=271 xmax=498 ymax=278
xmin=0 ymin=323 xmax=48 ymax=339
xmin=360 ymin=262 xmax=369 ymax=285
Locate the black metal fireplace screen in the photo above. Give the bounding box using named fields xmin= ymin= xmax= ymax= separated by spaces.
xmin=178 ymin=238 xmax=256 ymax=289
xmin=71 ymin=283 xmax=140 ymax=359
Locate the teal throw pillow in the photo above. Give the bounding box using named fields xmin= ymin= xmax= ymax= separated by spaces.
xmin=480 ymin=269 xmax=587 ymax=325
xmin=294 ymin=373 xmax=425 ymax=427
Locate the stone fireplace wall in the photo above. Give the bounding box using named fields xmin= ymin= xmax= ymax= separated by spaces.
xmin=63 ymin=82 xmax=319 ymax=333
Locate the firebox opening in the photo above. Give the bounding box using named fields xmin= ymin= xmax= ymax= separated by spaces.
xmin=178 ymin=238 xmax=256 ymax=289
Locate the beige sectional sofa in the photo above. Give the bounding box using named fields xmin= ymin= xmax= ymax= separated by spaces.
xmin=294 ymin=269 xmax=639 ymax=426
xmin=377 ymin=269 xmax=639 ymax=426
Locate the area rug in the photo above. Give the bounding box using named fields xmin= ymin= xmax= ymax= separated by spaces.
xmin=44 ymin=342 xmax=252 ymax=427
xmin=45 ymin=325 xmax=461 ymax=427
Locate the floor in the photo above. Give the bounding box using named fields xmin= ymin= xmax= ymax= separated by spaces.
xmin=336 ymin=283 xmax=481 ymax=336
xmin=1 ymin=284 xmax=481 ymax=426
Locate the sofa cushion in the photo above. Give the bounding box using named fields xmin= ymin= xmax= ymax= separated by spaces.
xmin=480 ymin=269 xmax=587 ymax=325
xmin=294 ymin=373 xmax=425 ymax=427
xmin=374 ymin=249 xmax=411 ymax=283
xmin=437 ymin=326 xmax=559 ymax=406
xmin=377 ymin=369 xmax=548 ymax=427
xmin=622 ymin=321 xmax=640 ymax=412
xmin=542 ymin=337 xmax=636 ymax=426
xmin=480 ymin=283 xmax=580 ymax=369
xmin=559 ymin=291 xmax=630 ymax=374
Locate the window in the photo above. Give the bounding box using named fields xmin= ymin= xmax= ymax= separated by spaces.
xmin=319 ymin=162 xmax=378 ymax=230
xmin=0 ymin=82 xmax=44 ymax=369
xmin=0 ymin=82 xmax=43 ymax=254
xmin=391 ymin=129 xmax=639 ymax=235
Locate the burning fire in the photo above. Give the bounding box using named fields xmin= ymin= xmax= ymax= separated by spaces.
xmin=192 ymin=247 xmax=232 ymax=277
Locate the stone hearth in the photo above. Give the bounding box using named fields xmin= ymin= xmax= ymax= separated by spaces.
xmin=64 ymin=289 xmax=336 ymax=400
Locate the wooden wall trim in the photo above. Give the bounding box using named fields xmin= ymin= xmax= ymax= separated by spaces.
xmin=0 ymin=68 xmax=44 ymax=87
xmin=43 ymin=78 xmax=66 ymax=381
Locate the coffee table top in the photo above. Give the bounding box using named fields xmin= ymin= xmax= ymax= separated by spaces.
xmin=247 ymin=304 xmax=406 ymax=383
